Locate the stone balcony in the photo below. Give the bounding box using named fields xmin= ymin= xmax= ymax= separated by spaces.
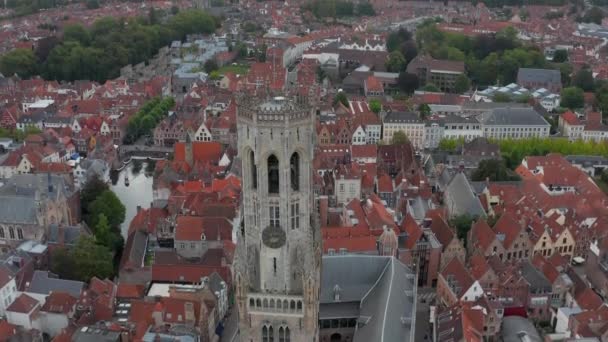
xmin=248 ymin=293 xmax=304 ymax=316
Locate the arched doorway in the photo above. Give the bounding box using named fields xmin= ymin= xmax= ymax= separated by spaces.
xmin=330 ymin=333 xmax=342 ymax=342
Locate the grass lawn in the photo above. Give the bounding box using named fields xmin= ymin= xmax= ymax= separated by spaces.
xmin=218 ymin=64 xmax=249 ymax=75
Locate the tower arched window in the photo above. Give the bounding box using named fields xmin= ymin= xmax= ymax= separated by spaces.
xmin=262 ymin=326 xmax=268 ymax=342
xmin=279 ymin=327 xmax=290 ymax=342
xmin=17 ymin=228 xmax=23 ymax=240
xmin=250 ymin=150 xmax=257 ymax=189
xmin=268 ymin=155 xmax=279 ymax=194
xmin=9 ymin=227 xmax=14 ymax=240
xmin=290 ymin=152 xmax=300 ymax=191
xmin=0 ymin=227 xmax=4 ymax=239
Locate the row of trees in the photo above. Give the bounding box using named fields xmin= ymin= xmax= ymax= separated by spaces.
xmin=0 ymin=9 xmax=218 ymax=81
xmin=415 ymin=23 xmax=548 ymax=87
xmin=304 ymin=0 xmax=375 ymax=19
xmin=498 ymin=138 xmax=608 ymax=169
xmin=124 ymin=97 xmax=175 ymax=144
xmin=0 ymin=126 xmax=42 ymax=142
xmin=52 ymin=175 xmax=126 ymax=281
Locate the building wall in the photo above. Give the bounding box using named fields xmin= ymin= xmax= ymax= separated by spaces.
xmin=38 ymin=311 xmax=70 ymax=337
xmin=175 ymin=240 xmax=209 ymax=259
xmin=0 ymin=278 xmax=16 ymax=316
xmin=335 ymin=177 xmax=361 ymax=206
xmin=483 ymin=125 xmax=550 ymax=140
xmin=439 ymin=239 xmax=466 ymax=271
xmin=382 ymin=122 xmax=425 ymax=148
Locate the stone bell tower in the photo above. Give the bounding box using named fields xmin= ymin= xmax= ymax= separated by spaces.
xmin=233 ymin=94 xmax=321 ymax=342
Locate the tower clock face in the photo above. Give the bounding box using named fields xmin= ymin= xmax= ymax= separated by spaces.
xmin=262 ymin=225 xmax=286 ymax=249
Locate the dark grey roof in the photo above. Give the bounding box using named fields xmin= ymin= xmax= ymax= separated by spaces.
xmin=520 ymin=261 xmax=552 ymax=292
xmin=517 ymin=68 xmax=561 ymax=86
xmin=321 ymin=255 xmax=417 ymax=342
xmin=444 ymin=172 xmax=486 ymax=218
xmin=72 ymin=326 xmax=122 ymax=342
xmin=501 ymin=316 xmax=542 ymax=342
xmin=47 ymin=224 xmax=84 ymax=245
xmin=384 ymin=111 xmax=421 ymax=124
xmin=27 ymin=270 xmax=84 ymax=297
xmin=480 ymin=107 xmax=549 ymax=126
xmin=79 ymin=159 xmax=109 ymax=178
xmin=0 ymin=174 xmax=76 ymax=199
xmin=0 ymin=196 xmax=38 ymax=224
xmin=208 ymin=272 xmax=227 ymax=295
xmin=565 ymin=155 xmax=608 ymax=167
xmin=123 ymin=230 xmax=148 ymax=268
xmin=461 ymin=101 xmax=529 ymax=112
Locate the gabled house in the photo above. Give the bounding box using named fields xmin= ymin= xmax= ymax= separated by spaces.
xmin=437 ymin=258 xmax=484 ymax=306
xmin=427 ymin=210 xmax=466 ymax=271
xmin=468 ymin=219 xmax=506 ymax=260
xmin=494 ymin=212 xmax=532 ymax=262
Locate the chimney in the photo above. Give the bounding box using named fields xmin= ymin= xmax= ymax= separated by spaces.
xmin=319 ymin=196 xmax=329 ymax=227
xmin=136 ymin=206 xmax=142 ymax=213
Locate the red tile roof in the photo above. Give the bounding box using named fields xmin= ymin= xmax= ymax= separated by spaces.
xmin=469 ymin=219 xmax=496 ymax=252
xmin=173 ymin=141 xmax=223 ymax=165
xmin=441 ymin=258 xmax=475 ymax=298
xmin=493 ymin=213 xmax=523 ymax=249
xmin=116 ymin=283 xmax=145 ymax=299
xmin=174 ymin=216 xmax=232 ymax=241
xmin=400 ymin=213 xmax=423 ymax=249
xmin=561 ymin=111 xmax=581 ymax=125
xmin=6 ymin=293 xmax=39 ymax=314
xmin=365 ymin=75 xmax=384 ymax=93
xmin=0 ymin=320 xmax=17 ymax=342
xmin=41 ymin=292 xmax=77 ymax=314
xmin=575 ymin=287 xmax=604 ymax=311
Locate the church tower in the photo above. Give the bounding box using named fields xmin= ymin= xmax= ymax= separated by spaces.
xmin=233 ymin=95 xmax=321 ymax=342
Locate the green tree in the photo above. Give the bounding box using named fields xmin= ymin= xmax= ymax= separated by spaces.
xmin=334 ymin=92 xmax=349 ymax=107
xmin=209 ymin=70 xmax=221 ymax=80
xmin=87 ymin=190 xmax=126 ymax=229
xmin=573 ymin=68 xmax=595 ymax=92
xmin=63 ymin=24 xmax=91 ymax=45
xmin=561 ymin=86 xmax=584 ymax=109
xmin=397 ymin=72 xmax=419 ymax=93
xmin=454 ymin=74 xmax=471 ymax=93
xmin=493 ymin=92 xmax=512 ymax=102
xmin=450 ymin=214 xmax=475 ymax=245
xmin=86 ymin=0 xmax=99 ymax=9
xmin=50 ymin=248 xmax=76 ymax=280
xmin=581 ymin=6 xmax=605 ymax=24
xmin=422 ymin=83 xmax=440 ymax=92
xmin=553 ymin=49 xmax=568 ymax=63
xmin=418 ymin=103 xmax=431 ymax=119
xmin=0 ymin=48 xmax=36 ymax=78
xmin=471 ymin=159 xmax=520 ymax=181
xmin=601 ymin=169 xmax=608 ymax=184
xmin=369 ymin=99 xmax=381 ymax=114
xmin=204 ymin=59 xmax=218 ymax=73
xmin=80 ymin=174 xmax=109 ymax=217
xmin=386 ymin=51 xmax=406 ymax=72
xmin=391 ymin=131 xmax=409 ymax=145
xmin=335 ymin=0 xmax=354 ymax=17
xmin=71 ymin=236 xmax=113 ymax=281
xmin=94 ymin=213 xmax=113 ymax=248
xmin=356 ymin=2 xmax=375 ymax=16
xmin=596 ymin=84 xmax=608 ymax=117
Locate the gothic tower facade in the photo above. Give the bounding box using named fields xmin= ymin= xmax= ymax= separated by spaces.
xmin=233 ymin=95 xmax=321 ymax=342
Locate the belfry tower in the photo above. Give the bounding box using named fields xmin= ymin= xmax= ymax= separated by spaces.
xmin=233 ymin=95 xmax=321 ymax=342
